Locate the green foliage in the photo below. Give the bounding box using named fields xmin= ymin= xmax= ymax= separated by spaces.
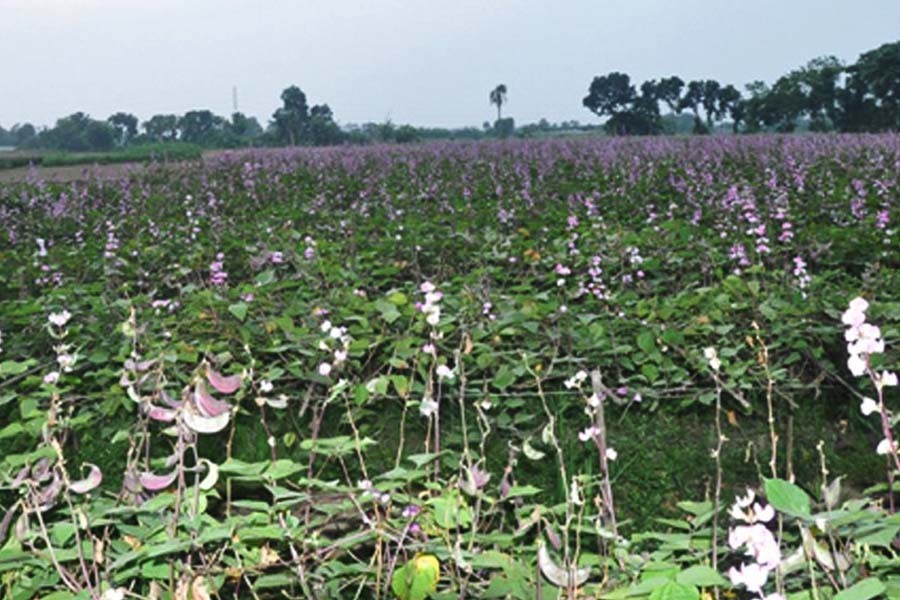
xmin=0 ymin=136 xmax=898 ymax=598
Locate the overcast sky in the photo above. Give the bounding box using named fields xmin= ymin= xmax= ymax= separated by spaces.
xmin=2 ymin=0 xmax=899 ymax=129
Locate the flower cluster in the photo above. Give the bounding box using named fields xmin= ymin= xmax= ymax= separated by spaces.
xmin=318 ymin=319 xmax=352 ymax=377
xmin=791 ymin=256 xmax=811 ymax=297
xmin=727 ymin=489 xmax=782 ymax=597
xmin=842 ymin=298 xmax=898 ymax=457
xmin=304 ymin=235 xmax=317 ymax=260
xmin=209 ymin=252 xmax=228 ymax=286
xmin=45 ymin=310 xmax=75 ymax=385
xmin=417 ymin=281 xmax=443 ymax=326
xmin=842 ymin=298 xmax=887 ymax=377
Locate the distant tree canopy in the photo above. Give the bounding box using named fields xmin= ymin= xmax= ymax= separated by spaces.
xmin=26 ymin=112 xmax=117 ymax=152
xmin=269 ymin=86 xmax=342 ymax=146
xmin=7 ymin=38 xmax=899 ymax=153
xmin=584 ymin=40 xmax=900 ymax=135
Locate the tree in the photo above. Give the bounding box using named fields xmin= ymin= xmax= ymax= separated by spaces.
xmin=656 ymin=76 xmax=685 ymax=113
xmin=143 ymin=114 xmax=180 ymax=142
xmin=12 ymin=123 xmax=36 ymax=146
xmin=701 ymin=80 xmax=722 ymax=130
xmin=679 ymin=80 xmax=709 ymax=134
xmin=272 ymin=85 xmax=309 ymax=145
xmin=799 ymin=56 xmax=844 ymax=131
xmin=717 ymin=84 xmax=744 ymax=132
xmin=178 ymin=110 xmax=226 ymax=145
xmin=489 ymin=84 xmax=508 ymax=121
xmin=84 ymin=120 xmax=116 ymax=151
xmin=307 ymin=104 xmax=343 ymax=145
xmin=842 ymin=41 xmax=900 ymax=131
xmin=583 ymin=72 xmax=638 ymax=134
xmin=107 ymin=112 xmax=138 ymax=146
xmin=228 ymin=112 xmax=263 ymax=141
xmin=493 ymin=117 xmax=515 ymax=138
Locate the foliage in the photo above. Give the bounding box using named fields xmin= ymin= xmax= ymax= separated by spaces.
xmin=0 ymin=135 xmax=898 ymax=599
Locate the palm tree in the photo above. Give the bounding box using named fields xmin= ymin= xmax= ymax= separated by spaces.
xmin=489 ymin=84 xmax=508 ymax=121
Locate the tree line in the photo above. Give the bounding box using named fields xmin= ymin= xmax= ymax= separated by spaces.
xmin=2 ymin=39 xmax=898 ymax=152
xmin=582 ymin=40 xmax=900 ymax=135
xmin=0 ymin=85 xmax=350 ymax=153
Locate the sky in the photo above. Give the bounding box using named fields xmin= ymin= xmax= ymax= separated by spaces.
xmin=2 ymin=0 xmax=899 ymax=130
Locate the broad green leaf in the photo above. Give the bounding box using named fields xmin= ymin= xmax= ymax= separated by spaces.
xmin=648 ymin=582 xmax=700 ymax=600
xmin=834 ymin=578 xmax=886 ymax=600
xmin=765 ymin=478 xmax=811 ymax=517
xmin=228 ymin=302 xmax=248 ymax=322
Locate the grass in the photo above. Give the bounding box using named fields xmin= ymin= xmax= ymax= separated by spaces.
xmin=0 ymin=142 xmax=203 ymax=170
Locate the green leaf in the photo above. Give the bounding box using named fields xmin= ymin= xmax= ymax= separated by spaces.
xmin=504 ymin=485 xmax=542 ymax=498
xmin=492 ymin=366 xmax=515 ymax=390
xmin=0 ymin=360 xmax=34 ymax=376
xmin=637 ymin=331 xmax=656 ymax=354
xmin=391 ymin=555 xmax=440 ymax=600
xmin=376 ymin=299 xmax=402 ymax=324
xmin=648 ymin=582 xmax=700 ymax=600
xmin=676 ymin=565 xmax=727 ymax=587
xmin=764 ymin=478 xmax=811 ymax=517
xmin=834 ymin=578 xmax=886 ymax=600
xmin=228 ymin=302 xmax=248 ymax=322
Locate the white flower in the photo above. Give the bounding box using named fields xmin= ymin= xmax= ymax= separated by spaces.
xmin=848 ymin=297 xmax=869 ymax=314
xmin=704 ymin=347 xmax=721 ymax=371
xmin=877 ymin=438 xmax=897 ymax=456
xmin=317 ymin=362 xmax=332 ymax=377
xmin=587 ymin=393 xmax=601 ymax=408
xmin=564 ymin=370 xmax=588 ymax=389
xmin=102 ymin=588 xmax=126 ymax=600
xmin=436 ymin=364 xmax=454 ymax=380
xmin=259 ymin=380 xmax=274 ymax=393
xmin=860 ymin=397 xmax=880 ymax=416
xmin=43 ymin=371 xmax=60 ymax=385
xmin=419 ymin=396 xmax=438 ymax=417
xmin=847 ymin=354 xmax=867 ymax=377
xmin=728 ymin=562 xmax=770 ymax=594
xmin=420 ymin=281 xmax=436 ymax=294
xmin=578 ymin=425 xmax=598 ymax=442
xmin=605 ymin=447 xmax=618 ymax=461
xmin=878 ymin=371 xmax=898 ymax=389
xmin=48 ymin=310 xmax=72 ymax=328
xmin=57 ymin=353 xmax=75 ymax=372
xmin=842 ymin=308 xmax=866 ymax=328
xmin=320 ymin=320 xmax=332 ymax=333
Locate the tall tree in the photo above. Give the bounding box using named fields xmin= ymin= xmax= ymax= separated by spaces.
xmin=11 ymin=123 xmax=36 ymax=146
xmin=143 ymin=114 xmax=179 ymax=141
xmin=489 ymin=84 xmax=508 ymax=121
xmin=107 ymin=112 xmax=139 ymax=146
xmin=679 ymin=80 xmax=708 ymax=134
xmin=656 ymin=76 xmax=685 ymax=113
xmin=717 ymin=84 xmax=743 ymax=132
xmin=307 ymin=104 xmax=343 ymax=145
xmin=842 ymin=41 xmax=900 ymax=131
xmin=272 ymin=86 xmax=310 ymax=145
xmin=228 ymin=112 xmax=263 ymax=140
xmin=178 ymin=110 xmax=226 ymax=145
xmin=583 ymin=72 xmax=637 ymax=135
